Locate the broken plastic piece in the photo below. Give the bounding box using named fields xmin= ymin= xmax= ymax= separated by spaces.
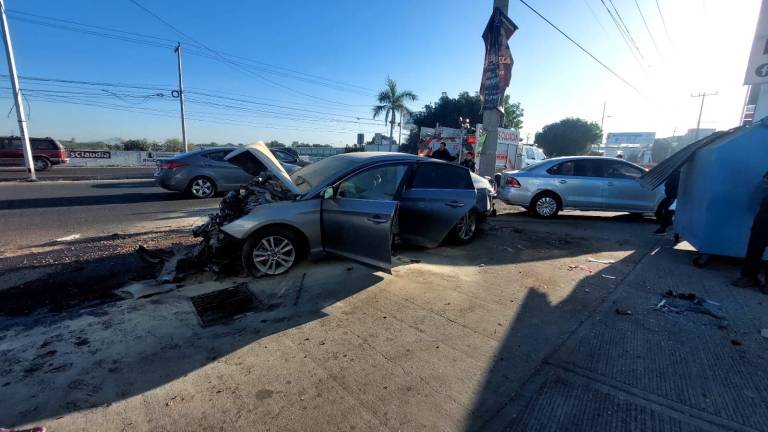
xmin=587 ymin=257 xmax=615 ymax=264
xmin=615 ymin=308 xmax=632 ymax=315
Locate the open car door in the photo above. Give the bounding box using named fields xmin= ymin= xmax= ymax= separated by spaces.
xmin=320 ymin=163 xmax=409 ymax=273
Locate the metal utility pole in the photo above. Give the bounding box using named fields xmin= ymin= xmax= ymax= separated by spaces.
xmin=0 ymin=0 xmax=34 ymax=180
xmin=599 ymin=101 xmax=607 ymax=153
xmin=174 ymin=43 xmax=188 ymax=152
xmin=691 ymin=91 xmax=717 ymax=140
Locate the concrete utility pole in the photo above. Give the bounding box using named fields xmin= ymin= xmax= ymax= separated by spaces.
xmin=175 ymin=43 xmax=189 ymax=152
xmin=691 ymin=91 xmax=717 ymax=140
xmin=0 ymin=0 xmax=35 ymax=180
xmin=479 ymin=0 xmax=510 ymax=177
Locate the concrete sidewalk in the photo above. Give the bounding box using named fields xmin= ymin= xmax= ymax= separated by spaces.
xmin=484 ymin=241 xmax=768 ymax=432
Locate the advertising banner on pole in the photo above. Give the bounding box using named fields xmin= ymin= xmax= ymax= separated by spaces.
xmin=480 ymin=7 xmax=518 ymax=110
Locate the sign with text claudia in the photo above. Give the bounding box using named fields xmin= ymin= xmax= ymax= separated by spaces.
xmin=479 ymin=7 xmax=518 ymax=110
xmin=605 ymin=132 xmax=656 ymax=146
xmin=746 ymin=0 xmax=768 ymax=84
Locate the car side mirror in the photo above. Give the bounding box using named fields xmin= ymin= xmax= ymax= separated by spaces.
xmin=322 ymin=186 xmax=334 ymax=199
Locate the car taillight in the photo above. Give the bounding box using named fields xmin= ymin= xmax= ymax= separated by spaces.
xmin=58 ymin=149 xmax=66 ymax=159
xmin=506 ymin=176 xmax=521 ymax=188
xmin=160 ymin=161 xmax=190 ymax=170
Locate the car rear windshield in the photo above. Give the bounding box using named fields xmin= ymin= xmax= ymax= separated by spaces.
xmin=290 ymin=155 xmax=359 ymax=194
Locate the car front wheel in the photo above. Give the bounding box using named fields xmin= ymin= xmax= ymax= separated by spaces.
xmin=188 ymin=177 xmax=216 ymax=198
xmin=531 ymin=193 xmax=560 ymax=218
xmin=242 ymin=228 xmax=300 ymax=277
xmin=451 ymin=210 xmax=477 ymax=244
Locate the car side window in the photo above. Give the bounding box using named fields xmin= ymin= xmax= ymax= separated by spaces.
xmin=411 ymin=163 xmax=473 ymax=190
xmin=203 ymin=150 xmax=229 ymax=162
xmin=8 ymin=138 xmax=21 ymax=149
xmin=272 ymin=151 xmax=295 ymax=163
xmin=603 ymin=161 xmax=644 ymax=179
xmin=525 ymin=148 xmax=535 ymax=159
xmin=548 ymin=161 xmax=574 ymax=176
xmin=31 ymin=139 xmax=57 ymax=150
xmin=573 ymin=160 xmax=601 ymax=177
xmin=337 ymin=164 xmax=408 ymax=201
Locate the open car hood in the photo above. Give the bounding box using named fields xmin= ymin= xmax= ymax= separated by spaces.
xmin=225 ymin=142 xmax=301 ymax=195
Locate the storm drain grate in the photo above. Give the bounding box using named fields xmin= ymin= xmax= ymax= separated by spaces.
xmin=190 ymin=283 xmax=262 ymax=327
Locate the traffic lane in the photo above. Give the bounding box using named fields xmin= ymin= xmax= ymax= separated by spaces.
xmin=0 ymin=167 xmax=154 ymax=181
xmin=0 ymin=179 xmax=218 ymax=250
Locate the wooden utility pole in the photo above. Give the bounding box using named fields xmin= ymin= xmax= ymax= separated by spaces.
xmin=479 ymin=0 xmax=511 ymax=177
xmin=691 ymin=91 xmax=717 ymax=140
xmin=175 ymin=43 xmax=189 ymax=152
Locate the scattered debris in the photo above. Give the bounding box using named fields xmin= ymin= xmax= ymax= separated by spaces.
xmin=116 ymin=281 xmax=177 ymax=300
xmin=761 ymin=329 xmax=768 ymax=339
xmin=567 ymin=265 xmax=593 ymax=273
xmin=587 ymin=257 xmax=615 ymax=265
xmin=503 ymin=246 xmax=515 ymax=252
xmin=730 ymin=339 xmax=742 ymax=347
xmin=139 ymin=171 xmax=297 ymax=282
xmin=653 ymin=290 xmax=727 ymax=327
xmin=54 ymin=234 xmax=80 ymax=242
xmin=601 ymin=274 xmax=617 ymax=279
xmin=615 ymin=308 xmax=633 ymax=315
xmin=478 ymin=263 xmax=486 ymax=267
xmin=584 ymin=288 xmax=591 ymax=293
xmin=650 ymin=246 xmax=661 ymax=256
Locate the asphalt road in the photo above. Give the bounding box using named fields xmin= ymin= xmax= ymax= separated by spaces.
xmin=0 ymin=178 xmax=219 ymax=249
xmin=0 ymin=167 xmax=154 ymax=182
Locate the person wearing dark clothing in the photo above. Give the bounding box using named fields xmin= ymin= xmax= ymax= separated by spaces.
xmin=431 ymin=141 xmax=456 ymax=162
xmin=733 ymin=172 xmax=768 ymax=288
xmin=461 ymin=152 xmax=476 ymax=172
xmin=654 ymin=169 xmax=681 ymax=234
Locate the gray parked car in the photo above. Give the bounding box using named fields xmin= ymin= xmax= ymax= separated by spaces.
xmin=498 ymin=156 xmax=665 ymax=218
xmin=155 ymin=147 xmax=299 ymax=198
xmin=221 ymin=148 xmax=483 ymax=275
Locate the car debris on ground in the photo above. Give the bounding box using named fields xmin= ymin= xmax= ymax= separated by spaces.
xmin=653 ymin=290 xmax=727 ymax=327
xmin=136 ymin=169 xmax=296 ymax=284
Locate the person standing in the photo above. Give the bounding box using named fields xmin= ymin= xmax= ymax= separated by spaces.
xmin=732 ymin=171 xmax=768 ymax=289
xmin=654 ymin=168 xmax=680 ymax=234
xmin=430 ymin=141 xmax=456 ymax=162
xmin=461 ymin=152 xmax=476 ymax=172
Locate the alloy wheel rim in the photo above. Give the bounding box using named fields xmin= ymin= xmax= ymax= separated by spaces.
xmin=536 ymin=197 xmax=557 ymax=216
xmin=34 ymin=160 xmax=46 ymax=170
xmin=192 ymin=179 xmax=213 ymax=197
xmin=457 ymin=212 xmax=476 ymax=240
xmin=253 ymin=236 xmax=295 ymax=275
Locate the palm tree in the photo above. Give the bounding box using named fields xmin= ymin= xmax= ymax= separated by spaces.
xmin=372 ymin=77 xmax=417 ymax=141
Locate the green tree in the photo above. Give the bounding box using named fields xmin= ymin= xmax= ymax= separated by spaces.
xmin=535 ymin=118 xmax=602 ymax=157
xmin=372 ymin=77 xmax=417 ymax=139
xmin=162 ymin=138 xmax=183 ymax=152
xmin=411 ymin=92 xmax=524 ymax=130
xmin=122 ymin=139 xmax=150 ymax=151
xmin=398 ymin=130 xmax=420 ymax=154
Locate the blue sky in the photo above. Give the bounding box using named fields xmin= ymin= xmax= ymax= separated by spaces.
xmin=0 ymin=0 xmax=759 ymax=145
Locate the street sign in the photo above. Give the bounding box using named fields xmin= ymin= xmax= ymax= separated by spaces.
xmin=745 ymin=0 xmax=768 ymax=84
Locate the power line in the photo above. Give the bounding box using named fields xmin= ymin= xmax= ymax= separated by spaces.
xmin=597 ymin=0 xmax=645 ymax=67
xmin=126 ymin=0 xmax=366 ymax=107
xmin=606 ymin=0 xmax=646 ymax=61
xmin=581 ymin=0 xmax=619 ymax=50
xmin=516 ymin=0 xmax=648 ymax=98
xmin=654 ymin=0 xmax=674 ymax=46
xmin=632 ymin=0 xmax=662 ymax=56
xmin=7 ymin=10 xmax=375 ymax=97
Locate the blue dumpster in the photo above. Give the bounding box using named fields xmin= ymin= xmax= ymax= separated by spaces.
xmin=642 ymin=119 xmax=768 ymax=261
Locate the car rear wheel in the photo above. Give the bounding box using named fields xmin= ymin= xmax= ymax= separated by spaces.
xmin=33 ymin=157 xmax=51 ymax=171
xmin=188 ymin=176 xmax=216 ymax=199
xmin=530 ymin=193 xmax=560 ymax=218
xmin=451 ymin=210 xmax=477 ymax=244
xmin=242 ymin=228 xmax=300 ymax=277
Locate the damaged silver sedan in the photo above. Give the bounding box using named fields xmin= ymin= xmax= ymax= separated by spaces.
xmin=196 ymin=143 xmax=482 ymax=277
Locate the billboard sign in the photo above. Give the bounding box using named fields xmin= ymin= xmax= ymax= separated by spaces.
xmin=746 ymin=0 xmax=768 ymax=85
xmin=605 ymin=132 xmax=656 ymax=146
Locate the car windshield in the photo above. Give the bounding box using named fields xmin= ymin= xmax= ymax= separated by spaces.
xmin=289 ymin=155 xmax=359 ymax=194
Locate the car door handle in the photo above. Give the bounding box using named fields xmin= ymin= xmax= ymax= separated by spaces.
xmin=445 ymin=201 xmax=465 ymax=208
xmin=558 ymin=179 xmax=567 ymax=184
xmin=366 ymin=215 xmax=388 ymax=224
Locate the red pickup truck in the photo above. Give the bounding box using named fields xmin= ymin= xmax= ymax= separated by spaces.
xmin=0 ymin=136 xmax=69 ymax=171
